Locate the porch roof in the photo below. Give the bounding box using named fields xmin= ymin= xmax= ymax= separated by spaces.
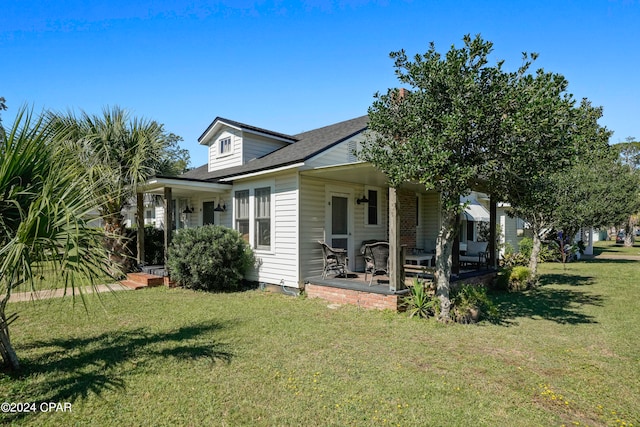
xmin=138 ymin=176 xmax=231 ymax=196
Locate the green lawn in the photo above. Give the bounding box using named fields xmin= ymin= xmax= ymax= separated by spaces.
xmin=1 ymin=259 xmax=638 ymax=426
xmin=593 ymin=239 xmax=640 ymax=257
xmin=11 ymin=262 xmax=114 ymax=293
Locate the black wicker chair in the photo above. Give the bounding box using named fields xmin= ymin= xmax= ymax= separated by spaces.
xmin=363 ymin=242 xmax=389 ymax=285
xmin=318 ymin=241 xmax=349 ymax=279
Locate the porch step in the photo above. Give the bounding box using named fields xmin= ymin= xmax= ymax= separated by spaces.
xmin=119 ymin=280 xmax=149 ymax=290
xmin=141 ymin=265 xmax=166 ymax=276
xmin=122 ymin=272 xmax=164 ymax=288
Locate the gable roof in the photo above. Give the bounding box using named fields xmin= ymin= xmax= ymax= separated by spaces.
xmin=198 ymin=117 xmax=299 ymax=145
xmin=182 ymin=115 xmax=369 ymax=182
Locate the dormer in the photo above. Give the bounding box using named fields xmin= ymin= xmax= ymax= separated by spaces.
xmin=198 ymin=117 xmax=298 ymax=173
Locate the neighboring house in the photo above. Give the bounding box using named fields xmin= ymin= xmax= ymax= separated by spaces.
xmin=459 ymin=192 xmax=491 ymax=252
xmin=137 ymin=116 xmax=496 ymax=291
xmin=495 ymin=203 xmax=602 ymax=257
xmin=123 ymin=195 xmax=164 ymax=229
xmin=495 ymin=202 xmax=528 ymax=257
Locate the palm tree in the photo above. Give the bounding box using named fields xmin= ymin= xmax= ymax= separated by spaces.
xmin=1 ymin=108 xmax=116 ymax=370
xmin=53 ymin=107 xmax=167 ymax=272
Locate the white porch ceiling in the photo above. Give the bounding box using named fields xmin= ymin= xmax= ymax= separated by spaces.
xmin=139 ymin=177 xmax=231 ymax=197
xmin=300 ymin=163 xmax=389 ymax=187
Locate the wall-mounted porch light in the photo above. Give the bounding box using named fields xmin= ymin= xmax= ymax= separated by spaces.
xmin=356 ymin=196 xmax=369 ymax=205
xmin=214 ymin=199 xmax=227 ymax=212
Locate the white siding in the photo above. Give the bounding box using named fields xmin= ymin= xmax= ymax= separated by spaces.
xmin=299 ymin=176 xmax=329 ymax=280
xmin=305 ymin=133 xmax=366 ymax=169
xmin=183 ymin=192 xmax=232 ymax=228
xmin=206 ymin=127 xmax=290 ymax=173
xmin=498 ymin=207 xmax=522 ymax=254
xmin=352 ymin=187 xmax=387 ymax=271
xmin=242 ymin=134 xmax=289 ymax=163
xmin=236 ymin=172 xmax=300 ymax=288
xmin=208 ymin=129 xmax=243 ymax=172
xmin=299 ymin=176 xmax=388 ymax=277
xmin=417 ymin=192 xmax=440 ymax=252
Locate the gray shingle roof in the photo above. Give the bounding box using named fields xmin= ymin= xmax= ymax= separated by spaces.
xmin=182 ymin=115 xmax=369 ymax=182
xmin=198 ymin=117 xmax=299 ymax=144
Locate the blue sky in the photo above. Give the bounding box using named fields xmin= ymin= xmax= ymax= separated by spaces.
xmin=2 ymin=0 xmax=639 ymax=167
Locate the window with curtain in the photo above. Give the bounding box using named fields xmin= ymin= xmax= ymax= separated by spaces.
xmin=254 ymin=187 xmax=271 ymax=250
xmin=235 ymin=190 xmax=249 ymax=242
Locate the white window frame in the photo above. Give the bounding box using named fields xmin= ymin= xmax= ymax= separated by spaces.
xmin=233 ymin=180 xmax=275 ymax=254
xmin=364 ymin=186 xmax=382 ymax=227
xmin=219 ymin=137 xmax=232 ymax=156
xmin=254 ymin=186 xmax=271 ymax=251
xmin=234 ymin=190 xmax=250 ymax=242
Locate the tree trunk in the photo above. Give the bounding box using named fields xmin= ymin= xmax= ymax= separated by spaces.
xmin=103 ymin=214 xmax=134 ymax=275
xmin=0 ymin=298 xmax=20 ymax=371
xmin=624 ymin=216 xmax=635 ymax=247
xmin=435 ymin=207 xmax=458 ymax=322
xmin=529 ymin=222 xmax=542 ymax=279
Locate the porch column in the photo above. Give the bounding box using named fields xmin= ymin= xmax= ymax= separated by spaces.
xmin=389 ymin=187 xmax=405 ymax=292
xmin=584 ymin=227 xmax=594 ymax=256
xmin=136 ymin=192 xmax=145 ymax=266
xmin=164 ymin=187 xmax=173 ymax=265
xmin=489 ymin=198 xmax=497 ymax=269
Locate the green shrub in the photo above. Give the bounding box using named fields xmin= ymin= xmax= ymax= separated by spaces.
xmin=501 ymin=237 xmax=553 ymax=268
xmin=495 ymin=266 xmax=533 ymax=292
xmin=450 ymin=284 xmax=498 ymax=324
xmin=518 ymin=237 xmax=533 ymax=259
xmin=509 ymin=266 xmax=532 ymax=291
xmin=500 ymin=251 xmax=528 ymax=268
xmin=167 ymin=225 xmax=254 ymax=291
xmin=538 ymin=244 xmax=555 ymax=262
xmin=503 ymin=242 xmax=515 ymax=255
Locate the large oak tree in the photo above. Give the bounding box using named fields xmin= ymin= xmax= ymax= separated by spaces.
xmin=360 ymin=35 xmax=515 ymax=320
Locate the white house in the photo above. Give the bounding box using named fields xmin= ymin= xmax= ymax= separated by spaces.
xmin=137 ymin=116 xmax=497 ymax=294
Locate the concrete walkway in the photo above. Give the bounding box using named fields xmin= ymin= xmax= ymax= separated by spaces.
xmin=8 ymin=283 xmax=132 ymax=303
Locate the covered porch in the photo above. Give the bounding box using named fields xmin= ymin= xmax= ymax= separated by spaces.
xmin=133 ymin=176 xmax=232 ymax=266
xmin=300 ymin=164 xmax=499 ymax=297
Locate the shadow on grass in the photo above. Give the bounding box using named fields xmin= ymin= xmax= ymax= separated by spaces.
xmin=592 ymin=244 xmax=640 ymax=256
xmin=490 ymin=273 xmax=604 ymax=326
xmin=2 ymin=321 xmax=232 ymax=422
xmin=537 ymin=272 xmax=595 ymax=287
xmin=586 ymin=258 xmax=640 ymax=264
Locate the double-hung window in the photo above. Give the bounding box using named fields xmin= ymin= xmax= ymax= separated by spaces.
xmin=235 ymin=190 xmax=249 ymax=242
xmin=234 ymin=187 xmax=272 ymax=250
xmin=219 ymin=137 xmax=232 ymax=155
xmin=254 ymin=187 xmax=271 ymax=250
